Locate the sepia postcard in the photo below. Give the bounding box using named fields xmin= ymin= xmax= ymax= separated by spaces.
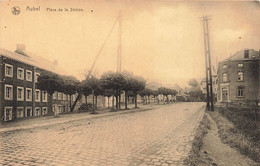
xmin=0 ymin=0 xmax=259 ymax=165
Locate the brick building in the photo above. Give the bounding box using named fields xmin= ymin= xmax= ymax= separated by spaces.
xmin=217 ymin=49 xmax=260 ymax=105
xmin=0 ymin=45 xmax=72 ymax=121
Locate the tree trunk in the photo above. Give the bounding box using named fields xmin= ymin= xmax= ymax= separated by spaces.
xmin=135 ymin=94 xmax=138 ymax=108
xmin=70 ymin=94 xmax=72 ymax=112
xmin=108 ymin=96 xmax=110 ymax=109
xmin=48 ymin=93 xmax=54 ymax=115
xmin=119 ymin=89 xmax=121 ymax=110
xmin=116 ymin=90 xmax=119 ymax=110
xmin=125 ymin=91 xmax=128 ymax=110
xmin=112 ymin=95 xmax=115 ymax=110
xmin=92 ymin=90 xmax=95 ymax=113
xmin=85 ymin=95 xmax=87 ymax=105
xmin=163 ymin=95 xmax=164 ymax=104
xmin=95 ymin=95 xmax=98 ymax=110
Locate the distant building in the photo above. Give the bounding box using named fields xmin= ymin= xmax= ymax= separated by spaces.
xmin=0 ymin=45 xmax=73 ymax=121
xmin=217 ymin=49 xmax=260 ymax=105
xmin=200 ymin=74 xmax=218 ymax=100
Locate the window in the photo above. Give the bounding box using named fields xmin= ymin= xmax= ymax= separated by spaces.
xmin=222 ymin=73 xmax=227 ymax=82
xmin=35 ymin=72 xmax=40 ymax=82
xmin=63 ymin=93 xmax=66 ymax=100
xmin=35 ymin=89 xmax=41 ymax=102
xmin=238 ymin=63 xmax=243 ymax=67
xmin=42 ymin=107 xmax=48 ymax=115
xmin=5 ymin=63 xmax=13 ymax=77
xmin=53 ymin=91 xmax=57 ymax=99
xmin=5 ymin=84 xmax=13 ymax=100
xmin=238 ymin=72 xmax=244 ymax=81
xmin=17 ymin=67 xmax=24 ymax=80
xmin=244 ymin=50 xmax=249 ymax=58
xmin=237 ymin=87 xmax=245 ymax=97
xmin=34 ymin=107 xmax=41 ymax=116
xmin=17 ymin=86 xmax=24 ymax=101
xmin=26 ymin=70 xmax=32 ymax=81
xmin=26 ymin=88 xmax=32 ymax=101
xmin=58 ymin=92 xmax=62 ymax=100
xmin=222 ymin=64 xmax=227 ymax=69
xmin=25 ymin=107 xmax=32 ymax=117
xmin=16 ymin=107 xmax=24 ymax=119
xmin=4 ymin=107 xmax=12 ymax=121
xmin=58 ymin=105 xmax=63 ymax=114
xmin=42 ymin=91 xmax=48 ymax=102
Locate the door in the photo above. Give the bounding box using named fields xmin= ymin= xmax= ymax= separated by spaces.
xmin=222 ymin=88 xmax=228 ymax=102
xmin=27 ymin=108 xmax=32 ymax=117
xmin=4 ymin=108 xmax=12 ymax=121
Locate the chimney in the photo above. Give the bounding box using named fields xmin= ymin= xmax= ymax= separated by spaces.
xmin=17 ymin=44 xmax=25 ymax=51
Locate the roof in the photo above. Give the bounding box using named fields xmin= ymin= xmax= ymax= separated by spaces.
xmin=0 ymin=47 xmax=67 ymax=75
xmin=222 ymin=49 xmax=260 ymax=62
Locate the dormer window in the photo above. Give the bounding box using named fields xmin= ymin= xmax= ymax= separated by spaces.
xmin=244 ymin=50 xmax=249 ymax=58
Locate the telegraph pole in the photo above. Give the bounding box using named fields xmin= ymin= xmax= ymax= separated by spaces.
xmin=117 ymin=9 xmax=122 ymax=73
xmin=203 ymin=21 xmax=210 ymax=111
xmin=202 ymin=16 xmax=214 ymax=111
xmin=117 ymin=9 xmax=122 ymax=110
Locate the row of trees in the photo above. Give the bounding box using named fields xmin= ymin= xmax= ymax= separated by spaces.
xmin=81 ymin=71 xmax=146 ymax=112
xmin=37 ymin=71 xmax=179 ymax=114
xmin=37 ymin=72 xmax=80 ymax=114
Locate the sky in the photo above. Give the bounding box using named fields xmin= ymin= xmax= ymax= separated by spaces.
xmin=0 ymin=0 xmax=260 ymax=88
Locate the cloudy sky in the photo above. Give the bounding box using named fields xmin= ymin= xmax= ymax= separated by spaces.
xmin=0 ymin=0 xmax=260 ymax=87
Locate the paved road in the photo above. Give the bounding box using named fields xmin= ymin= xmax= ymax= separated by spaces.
xmin=0 ymin=102 xmax=205 ymax=166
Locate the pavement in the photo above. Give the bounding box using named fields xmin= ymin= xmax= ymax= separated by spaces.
xmin=0 ymin=102 xmax=205 ymax=166
xmin=0 ymin=103 xmax=162 ymax=133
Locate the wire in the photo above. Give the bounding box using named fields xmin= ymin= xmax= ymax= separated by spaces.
xmin=88 ymin=15 xmax=120 ymax=78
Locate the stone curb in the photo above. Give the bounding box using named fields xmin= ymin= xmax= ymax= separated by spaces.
xmin=0 ymin=103 xmax=173 ymax=133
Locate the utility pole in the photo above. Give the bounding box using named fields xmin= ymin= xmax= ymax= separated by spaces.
xmin=117 ymin=9 xmax=122 ymax=73
xmin=202 ymin=16 xmax=214 ymax=111
xmin=117 ymin=9 xmax=122 ymax=110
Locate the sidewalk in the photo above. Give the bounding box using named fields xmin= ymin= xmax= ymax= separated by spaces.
xmin=0 ymin=103 xmax=166 ymax=133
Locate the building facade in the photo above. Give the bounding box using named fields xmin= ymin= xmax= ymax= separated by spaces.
xmin=0 ymin=45 xmax=71 ymax=121
xmin=200 ymin=74 xmax=218 ymax=95
xmin=217 ymin=49 xmax=260 ymax=105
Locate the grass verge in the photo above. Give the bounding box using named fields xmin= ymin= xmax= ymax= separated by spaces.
xmin=208 ymin=107 xmax=260 ymax=163
xmin=184 ymin=113 xmax=210 ymax=166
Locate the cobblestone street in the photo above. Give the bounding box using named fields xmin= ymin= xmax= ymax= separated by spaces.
xmin=0 ymin=102 xmax=205 ymax=166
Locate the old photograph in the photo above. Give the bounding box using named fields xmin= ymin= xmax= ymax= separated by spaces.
xmin=0 ymin=0 xmax=260 ymax=165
